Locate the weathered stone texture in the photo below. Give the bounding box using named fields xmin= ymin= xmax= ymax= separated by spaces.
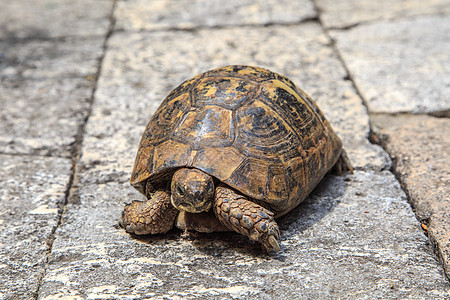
xmin=37 ymin=172 xmax=449 ymax=298
xmin=331 ymin=15 xmax=450 ymax=114
xmin=0 ymin=1 xmax=113 ymax=298
xmin=36 ymin=20 xmax=449 ymax=298
xmin=316 ymin=0 xmax=450 ymax=29
xmin=372 ymin=113 xmax=450 ymax=277
xmin=0 ymin=24 xmax=108 ymax=157
xmin=0 ymin=0 xmax=112 ymax=39
xmin=2 ymin=0 xmax=448 ymax=298
xmin=115 ymin=0 xmax=316 ymax=31
xmin=430 ymin=215 xmax=450 ymax=281
xmin=0 ymin=155 xmax=72 ymax=299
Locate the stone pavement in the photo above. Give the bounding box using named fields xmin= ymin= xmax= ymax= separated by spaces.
xmin=0 ymin=0 xmax=448 ymax=298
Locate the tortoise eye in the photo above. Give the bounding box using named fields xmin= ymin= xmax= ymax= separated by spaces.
xmin=176 ymin=185 xmax=184 ymax=196
xmin=207 ymin=180 xmax=214 ymax=192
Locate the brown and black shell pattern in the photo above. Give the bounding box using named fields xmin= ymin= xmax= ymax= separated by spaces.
xmin=131 ymin=65 xmax=343 ymax=216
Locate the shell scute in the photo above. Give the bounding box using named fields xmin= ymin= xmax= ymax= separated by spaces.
xmin=143 ymin=93 xmax=190 ymax=146
xmin=192 ymin=76 xmax=257 ymax=109
xmin=203 ymin=65 xmax=276 ymax=82
xmin=130 ymin=145 xmax=155 ymax=193
xmin=173 ymin=106 xmax=234 ymax=149
xmin=224 ymin=158 xmax=269 ymax=200
xmin=152 ymin=140 xmax=194 ymax=173
xmin=234 ymin=100 xmax=299 ymax=162
xmin=192 ymin=146 xmax=245 ymax=181
xmin=265 ymin=164 xmax=288 ymax=206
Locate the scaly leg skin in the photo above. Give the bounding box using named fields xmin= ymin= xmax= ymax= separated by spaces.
xmin=213 ymin=185 xmax=280 ymax=252
xmin=119 ymin=190 xmax=178 ymax=235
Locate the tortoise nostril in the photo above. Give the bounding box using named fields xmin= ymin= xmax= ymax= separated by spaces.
xmin=176 ymin=185 xmax=184 ymax=196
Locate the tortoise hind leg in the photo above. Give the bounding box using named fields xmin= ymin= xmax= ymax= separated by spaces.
xmin=120 ymin=190 xmax=178 ymax=235
xmin=213 ymin=185 xmax=280 ymax=252
xmin=332 ymin=149 xmax=353 ymax=175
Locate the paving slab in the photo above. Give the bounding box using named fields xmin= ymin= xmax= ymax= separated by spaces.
xmin=115 ymin=0 xmax=316 ymax=31
xmin=78 ymin=23 xmax=388 ymax=188
xmin=2 ymin=1 xmax=443 ymax=298
xmin=38 ymin=171 xmax=449 ymax=298
xmin=316 ymin=0 xmax=450 ymax=29
xmin=0 ymin=36 xmax=103 ymax=79
xmin=372 ymin=113 xmax=450 ymax=277
xmin=0 ymin=154 xmax=72 ymax=299
xmin=0 ymin=0 xmax=112 ymax=39
xmin=0 ymin=34 xmax=107 ymax=157
xmin=0 ymin=77 xmax=93 ymax=157
xmin=36 ymin=20 xmax=449 ymax=298
xmin=330 ymin=15 xmax=450 ymax=115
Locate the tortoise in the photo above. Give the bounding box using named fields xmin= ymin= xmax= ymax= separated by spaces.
xmin=119 ymin=65 xmax=351 ymax=252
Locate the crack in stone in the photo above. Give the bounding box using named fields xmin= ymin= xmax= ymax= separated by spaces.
xmin=0 ymin=34 xmax=110 ymax=44
xmin=429 ymin=109 xmax=450 ymax=118
xmin=371 ymin=111 xmax=450 ymax=118
xmin=368 ymin=112 xmax=449 ymax=281
xmin=322 ymin=11 xmax=450 ymax=31
xmin=312 ymin=0 xmax=449 ymax=281
xmin=114 ymin=17 xmax=320 ymax=34
xmin=371 ymin=123 xmax=450 ymax=282
xmin=0 ymin=151 xmax=71 ymax=158
xmin=32 ymin=1 xmax=118 ymax=298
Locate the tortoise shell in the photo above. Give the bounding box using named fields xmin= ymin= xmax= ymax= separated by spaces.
xmin=130 ymin=65 xmax=342 ymax=216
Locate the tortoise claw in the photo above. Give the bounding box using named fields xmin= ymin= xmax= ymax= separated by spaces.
xmin=266 ymin=235 xmax=280 ymax=252
xmin=258 ymin=219 xmax=281 ymax=252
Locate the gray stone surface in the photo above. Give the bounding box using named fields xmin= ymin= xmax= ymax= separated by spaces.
xmin=2 ymin=0 xmax=449 ymax=298
xmin=38 ymin=171 xmax=449 ymax=298
xmin=0 ymin=76 xmax=93 ymax=157
xmin=331 ymin=15 xmax=450 ymax=114
xmin=0 ymin=0 xmax=112 ymax=39
xmin=372 ymin=113 xmax=450 ymax=277
xmin=79 ymin=23 xmax=388 ymax=189
xmin=115 ymin=0 xmax=316 ymax=31
xmin=0 ymin=1 xmax=113 ymax=298
xmin=0 ymin=154 xmax=72 ymax=299
xmin=36 ymin=20 xmax=448 ymax=298
xmin=0 ymin=27 xmax=108 ymax=157
xmin=316 ymin=0 xmax=450 ymax=29
xmin=0 ymin=36 xmax=102 ymax=79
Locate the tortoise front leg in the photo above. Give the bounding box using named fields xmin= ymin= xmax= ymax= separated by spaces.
xmin=120 ymin=190 xmax=178 ymax=235
xmin=213 ymin=185 xmax=280 ymax=252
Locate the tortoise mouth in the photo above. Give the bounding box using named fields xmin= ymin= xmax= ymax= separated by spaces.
xmin=175 ymin=200 xmax=212 ymax=213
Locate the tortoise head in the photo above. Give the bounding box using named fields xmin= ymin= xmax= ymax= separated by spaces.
xmin=170 ymin=168 xmax=215 ymax=213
